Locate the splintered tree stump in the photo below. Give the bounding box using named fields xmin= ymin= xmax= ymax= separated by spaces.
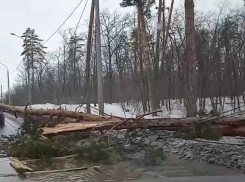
xmin=9 ymin=158 xmax=33 ymax=174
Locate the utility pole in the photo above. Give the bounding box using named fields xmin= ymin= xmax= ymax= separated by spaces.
xmin=0 ymin=63 xmax=11 ymax=105
xmin=85 ymin=0 xmax=95 ymax=114
xmin=95 ymin=0 xmax=104 ymax=115
xmin=7 ymin=69 xmax=10 ymax=104
xmin=0 ymin=84 xmax=2 ymax=98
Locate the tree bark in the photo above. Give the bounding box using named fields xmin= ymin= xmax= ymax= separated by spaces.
xmin=0 ymin=103 xmax=110 ymax=121
xmin=137 ymin=10 xmax=147 ymax=112
xmin=185 ymin=0 xmax=197 ymax=116
xmin=152 ymin=0 xmax=163 ymax=114
xmin=41 ymin=116 xmax=245 ymax=137
xmin=160 ymin=0 xmax=174 ymax=102
xmin=137 ymin=1 xmax=154 ymax=112
xmin=164 ymin=0 xmax=174 ymax=51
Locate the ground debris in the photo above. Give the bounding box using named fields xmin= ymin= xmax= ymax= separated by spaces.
xmin=9 ymin=157 xmax=33 ymax=173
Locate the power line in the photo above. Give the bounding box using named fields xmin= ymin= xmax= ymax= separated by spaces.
xmin=12 ymin=0 xmax=87 ymax=76
xmin=43 ymin=0 xmax=84 ymax=45
xmin=74 ymin=0 xmax=89 ymax=35
xmin=72 ymin=0 xmax=90 ymax=112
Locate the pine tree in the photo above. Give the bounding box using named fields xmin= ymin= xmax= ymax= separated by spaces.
xmin=21 ymin=28 xmax=46 ymax=103
xmin=120 ymin=0 xmax=155 ymax=18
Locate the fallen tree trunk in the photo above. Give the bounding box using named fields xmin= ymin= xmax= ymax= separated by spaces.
xmin=22 ymin=154 xmax=79 ymax=164
xmin=24 ymin=167 xmax=88 ymax=175
xmin=41 ymin=117 xmax=245 ymax=136
xmin=23 ymin=166 xmax=102 ymax=176
xmin=2 ymin=103 xmax=245 ymax=136
xmin=0 ymin=103 xmax=111 ymax=121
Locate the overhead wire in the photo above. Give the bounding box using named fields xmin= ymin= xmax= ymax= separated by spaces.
xmin=12 ymin=0 xmax=90 ymax=105
xmin=43 ymin=0 xmax=85 ymax=45
xmin=74 ymin=0 xmax=91 ymax=109
xmin=11 ymin=0 xmax=86 ymax=76
xmin=74 ymin=0 xmax=89 ymax=35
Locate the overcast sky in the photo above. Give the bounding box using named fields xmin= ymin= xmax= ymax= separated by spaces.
xmin=0 ymin=0 xmax=243 ymax=93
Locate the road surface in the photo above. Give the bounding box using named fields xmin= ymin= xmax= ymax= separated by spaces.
xmin=131 ymin=176 xmax=245 ymax=182
xmin=0 ymin=113 xmax=23 ymax=181
xmin=0 ymin=113 xmax=23 ymax=136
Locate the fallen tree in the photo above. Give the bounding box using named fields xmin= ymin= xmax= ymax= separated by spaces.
xmin=41 ymin=117 xmax=245 ymax=137
xmin=2 ymin=103 xmax=245 ymax=137
xmin=0 ymin=103 xmax=111 ymax=121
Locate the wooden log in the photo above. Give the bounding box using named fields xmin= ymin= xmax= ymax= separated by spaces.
xmin=22 ymin=154 xmax=79 ymax=164
xmin=9 ymin=157 xmax=33 ymax=173
xmin=25 ymin=167 xmax=88 ymax=175
xmin=41 ymin=117 xmax=245 ymax=137
xmin=0 ymin=103 xmax=110 ymax=121
xmin=24 ymin=166 xmax=101 ymax=175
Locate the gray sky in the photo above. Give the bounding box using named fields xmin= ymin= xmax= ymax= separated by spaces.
xmin=0 ymin=0 xmax=243 ymax=93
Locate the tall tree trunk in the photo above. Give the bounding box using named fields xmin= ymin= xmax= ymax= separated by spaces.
xmin=152 ymin=0 xmax=163 ymax=114
xmin=85 ymin=0 xmax=95 ymax=113
xmin=160 ymin=0 xmax=174 ymax=102
xmin=185 ymin=0 xmax=197 ymax=116
xmin=164 ymin=0 xmax=174 ymax=50
xmin=137 ymin=10 xmax=147 ymax=112
xmin=137 ymin=1 xmax=154 ymax=112
xmin=134 ymin=11 xmax=138 ymax=75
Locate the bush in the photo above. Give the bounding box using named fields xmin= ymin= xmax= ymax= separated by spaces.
xmin=77 ymin=139 xmax=121 ymax=164
xmin=8 ymin=135 xmax=73 ymax=159
xmin=3 ymin=117 xmax=76 ymax=159
xmin=3 ymin=116 xmax=122 ymax=163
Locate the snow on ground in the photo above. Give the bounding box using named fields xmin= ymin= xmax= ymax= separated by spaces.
xmin=23 ymin=97 xmax=245 ymax=119
xmin=28 ymin=103 xmax=139 ymax=118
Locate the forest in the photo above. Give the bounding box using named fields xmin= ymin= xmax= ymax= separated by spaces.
xmin=7 ymin=0 xmax=245 ymax=117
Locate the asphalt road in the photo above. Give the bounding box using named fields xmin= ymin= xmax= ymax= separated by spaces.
xmin=132 ymin=176 xmax=245 ymax=182
xmin=0 ymin=113 xmax=23 ymax=136
xmin=0 ymin=113 xmax=23 ymax=181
